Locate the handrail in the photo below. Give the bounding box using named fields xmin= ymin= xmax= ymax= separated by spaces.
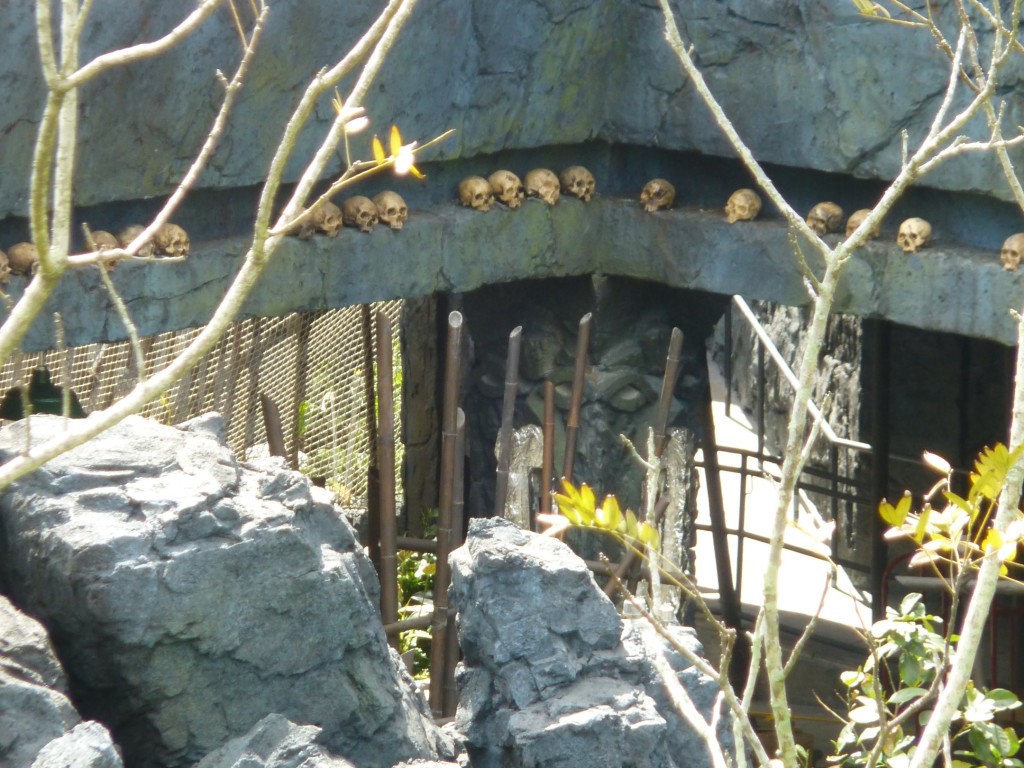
xmin=730 ymin=296 xmax=871 ymax=453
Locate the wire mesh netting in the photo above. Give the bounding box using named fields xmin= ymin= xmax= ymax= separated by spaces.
xmin=0 ymin=301 xmax=404 ymax=506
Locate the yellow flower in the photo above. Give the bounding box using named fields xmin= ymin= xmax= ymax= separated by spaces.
xmin=370 ymin=125 xmax=425 ymax=179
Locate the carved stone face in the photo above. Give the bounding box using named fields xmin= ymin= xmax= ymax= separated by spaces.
xmin=118 ymin=225 xmax=155 ymax=257
xmin=342 ymin=196 xmax=379 ymax=233
xmin=7 ymin=242 xmax=38 ymax=275
xmin=724 ymin=189 xmax=761 ymax=223
xmin=311 ymin=200 xmax=343 ymax=237
xmin=525 ymin=168 xmax=560 ymax=205
xmin=1000 ymin=233 xmax=1024 ymax=271
xmin=559 ymin=166 xmax=595 ymax=202
xmin=845 ymin=208 xmax=879 ymax=239
xmin=458 ymin=176 xmax=495 ymax=212
xmin=806 ymin=202 xmax=844 ymax=236
xmin=373 ymin=191 xmax=409 ymax=230
xmin=154 ymin=223 xmax=190 ymax=257
xmin=640 ymin=179 xmax=676 ymax=212
xmin=488 ymin=170 xmax=525 ymax=209
xmin=0 ymin=249 xmax=9 ymax=283
xmin=896 ymin=217 xmax=932 ymax=253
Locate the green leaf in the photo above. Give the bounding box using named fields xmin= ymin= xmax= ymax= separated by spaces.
xmin=880 ymin=493 xmax=912 ymax=526
xmin=888 ymin=687 xmax=928 ymax=706
xmin=840 ymin=670 xmax=864 ymax=688
xmin=899 ymin=593 xmax=924 ymax=616
xmin=971 ymin=721 xmax=1013 ymax=762
xmin=849 ymin=701 xmax=880 ymax=724
xmin=987 ymin=689 xmax=1022 ymax=712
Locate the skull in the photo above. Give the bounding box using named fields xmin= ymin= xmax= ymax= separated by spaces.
xmin=342 ymin=196 xmax=379 ymax=233
xmin=1000 ymin=233 xmax=1024 ymax=271
xmin=559 ymin=166 xmax=595 ymax=202
xmin=7 ymin=242 xmax=38 ymax=275
xmin=90 ymin=230 xmax=119 ymax=251
xmin=488 ymin=170 xmax=525 ymax=209
xmin=373 ymin=191 xmax=409 ymax=230
xmin=311 ymin=200 xmax=343 ymax=237
xmin=896 ymin=217 xmax=932 ymax=253
xmin=640 ymin=178 xmax=676 ymax=212
xmin=154 ymin=223 xmax=190 ymax=257
xmin=525 ymin=168 xmax=560 ymax=205
xmin=118 ymin=225 xmax=156 ymax=257
xmin=724 ymin=188 xmax=762 ymax=223
xmin=0 ymin=250 xmax=9 ymax=283
xmin=806 ymin=202 xmax=844 ymax=236
xmin=845 ymin=208 xmax=880 ymax=240
xmin=458 ymin=176 xmax=494 ymax=212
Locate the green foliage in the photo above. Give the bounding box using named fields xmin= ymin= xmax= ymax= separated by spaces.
xmin=396 ymin=549 xmax=435 ymax=679
xmin=832 ymin=444 xmax=1024 ymax=767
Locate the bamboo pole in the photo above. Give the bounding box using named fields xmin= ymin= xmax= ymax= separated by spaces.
xmin=562 ymin=312 xmax=592 ymax=482
xmin=493 ymin=326 xmax=522 ymax=518
xmin=363 ymin=304 xmax=381 ymax=573
xmin=375 ymin=310 xmax=398 ymax=642
xmin=429 ymin=310 xmax=462 ymax=717
xmin=651 ymin=327 xmax=684 ymax=459
xmin=443 ymin=407 xmax=467 ymax=716
xmin=539 ymin=380 xmax=555 ymax=521
xmin=259 ymin=393 xmax=287 ymax=458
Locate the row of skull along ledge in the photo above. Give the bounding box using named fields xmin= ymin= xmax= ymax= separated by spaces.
xmin=3 ymin=164 xmax=1024 ymax=278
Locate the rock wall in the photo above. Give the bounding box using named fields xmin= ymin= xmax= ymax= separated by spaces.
xmin=1 ymin=1 xmax=1020 ymax=221
xmin=0 ymin=414 xmax=448 ymax=768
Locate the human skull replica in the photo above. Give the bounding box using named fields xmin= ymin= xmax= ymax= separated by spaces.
xmin=845 ymin=208 xmax=880 ymax=240
xmin=488 ymin=170 xmax=525 ymax=209
xmin=342 ymin=196 xmax=379 ymax=233
xmin=311 ymin=200 xmax=343 ymax=237
xmin=724 ymin=188 xmax=761 ymax=223
xmin=458 ymin=176 xmax=494 ymax=212
xmin=7 ymin=242 xmax=38 ymax=275
xmin=559 ymin=166 xmax=595 ymax=202
xmin=154 ymin=223 xmax=190 ymax=257
xmin=525 ymin=168 xmax=560 ymax=205
xmin=806 ymin=202 xmax=844 ymax=236
xmin=640 ymin=179 xmax=676 ymax=212
xmin=0 ymin=249 xmax=9 ymax=283
xmin=90 ymin=230 xmax=119 ymax=251
xmin=373 ymin=191 xmax=409 ymax=230
xmin=1000 ymin=233 xmax=1024 ymax=271
xmin=896 ymin=217 xmax=932 ymax=253
xmin=118 ymin=225 xmax=156 ymax=257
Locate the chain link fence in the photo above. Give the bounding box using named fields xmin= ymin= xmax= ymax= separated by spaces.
xmin=0 ymin=301 xmax=404 ymax=506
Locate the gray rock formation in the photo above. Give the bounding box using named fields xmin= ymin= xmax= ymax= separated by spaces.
xmin=449 ymin=517 xmax=731 ymax=768
xmin=195 ymin=714 xmax=355 ymax=768
xmin=0 ymin=413 xmax=448 ymax=768
xmin=0 ymin=595 xmax=123 ymax=768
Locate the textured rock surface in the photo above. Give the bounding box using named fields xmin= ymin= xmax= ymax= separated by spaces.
xmin=0 ymin=596 xmax=123 ymax=768
xmin=0 ymin=1 xmax=1019 ymax=219
xmin=0 ymin=414 xmax=448 ymax=768
xmin=6 ymin=199 xmax=1018 ymax=356
xmin=195 ymin=715 xmax=355 ymax=768
xmin=449 ymin=517 xmax=730 ymax=768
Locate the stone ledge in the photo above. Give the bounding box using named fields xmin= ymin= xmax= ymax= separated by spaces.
xmin=4 ymin=197 xmax=1017 ymax=351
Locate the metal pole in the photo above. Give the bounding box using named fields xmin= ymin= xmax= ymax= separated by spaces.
xmin=493 ymin=326 xmax=523 ymax=517
xmin=697 ymin=342 xmax=748 ymax=689
xmin=562 ymin=313 xmax=592 ymax=482
xmin=363 ymin=305 xmax=381 ymax=573
xmin=724 ymin=302 xmax=733 ymax=415
xmin=430 ymin=311 xmax=463 ymax=717
xmin=375 ymin=311 xmax=399 ymax=640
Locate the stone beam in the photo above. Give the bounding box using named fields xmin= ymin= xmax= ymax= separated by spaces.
xmin=4 ymin=198 xmax=1017 ymax=352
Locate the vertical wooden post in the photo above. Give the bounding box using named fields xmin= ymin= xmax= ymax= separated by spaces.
xmin=363 ymin=305 xmax=381 ymax=573
xmin=562 ymin=312 xmax=592 ymax=482
xmin=430 ymin=311 xmax=463 ymax=717
xmin=540 ymin=380 xmax=555 ymax=520
xmin=651 ymin=328 xmax=684 ymax=459
xmin=443 ymin=408 xmax=467 ymax=717
xmin=870 ymin=319 xmax=891 ymax=621
xmin=493 ymin=326 xmax=522 ymax=518
xmin=375 ymin=311 xmax=398 ymax=642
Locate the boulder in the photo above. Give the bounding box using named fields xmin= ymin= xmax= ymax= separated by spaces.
xmin=449 ymin=517 xmax=732 ymax=768
xmin=0 ymin=595 xmax=122 ymax=768
xmin=0 ymin=413 xmax=448 ymax=768
xmin=195 ymin=714 xmax=354 ymax=768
